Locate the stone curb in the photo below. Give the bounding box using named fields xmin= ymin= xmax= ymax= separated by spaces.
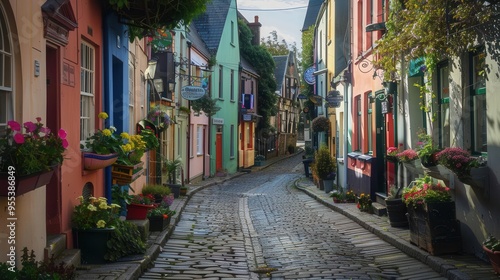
xmin=294 ymin=180 xmax=474 ymax=280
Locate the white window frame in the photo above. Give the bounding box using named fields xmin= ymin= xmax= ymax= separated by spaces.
xmin=128 ymin=58 xmax=135 ymax=133
xmin=0 ymin=4 xmax=13 ymax=131
xmin=80 ymin=41 xmax=95 ymax=143
xmin=197 ymin=125 xmax=203 ymax=155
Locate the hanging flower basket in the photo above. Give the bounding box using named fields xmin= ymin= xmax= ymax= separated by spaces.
xmin=82 ymin=152 xmax=119 ymax=171
xmin=312 ymin=116 xmax=330 ymax=132
xmin=402 ymin=159 xmax=423 ymax=175
xmin=147 ymin=107 xmax=173 ymax=133
xmin=0 ymin=165 xmax=57 ymax=197
xmin=111 ymin=162 xmax=145 ymax=185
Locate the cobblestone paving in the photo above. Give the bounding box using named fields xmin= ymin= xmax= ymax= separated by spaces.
xmin=140 ymin=155 xmax=446 ymax=279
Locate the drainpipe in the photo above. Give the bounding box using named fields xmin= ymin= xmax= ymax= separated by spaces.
xmin=186 ymin=41 xmax=192 ymax=183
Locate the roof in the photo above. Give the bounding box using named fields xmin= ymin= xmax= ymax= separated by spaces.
xmin=187 ymin=22 xmax=211 ymax=59
xmin=273 ymin=55 xmax=288 ymax=93
xmin=192 ymin=0 xmax=232 ymax=55
xmin=240 ymin=56 xmax=259 ymax=77
xmin=302 ymin=0 xmax=323 ymax=32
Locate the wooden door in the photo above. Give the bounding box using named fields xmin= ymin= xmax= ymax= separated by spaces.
xmin=216 ymin=133 xmax=222 ymax=170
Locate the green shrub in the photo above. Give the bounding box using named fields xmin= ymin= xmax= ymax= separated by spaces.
xmin=142 ymin=184 xmax=171 ymax=197
xmin=314 ymin=145 xmax=336 ymax=179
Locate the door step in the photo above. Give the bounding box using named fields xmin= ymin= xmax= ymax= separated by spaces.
xmin=45 ymin=234 xmax=80 ymax=268
xmin=371 ymin=202 xmax=387 ymax=216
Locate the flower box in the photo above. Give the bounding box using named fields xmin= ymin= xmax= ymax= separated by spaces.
xmin=111 ymin=162 xmax=145 ymax=185
xmin=82 ymin=152 xmax=118 ymax=171
xmin=422 ymin=164 xmax=451 ymax=181
xmin=148 ymin=215 xmax=172 ymax=231
xmin=483 ymin=245 xmax=500 ymax=274
xmin=407 ymin=201 xmax=462 ymax=255
xmin=126 ymin=203 xmax=156 ymax=220
xmin=254 ymin=160 xmax=265 ymax=167
xmin=0 ymin=166 xmax=56 ymax=197
xmin=402 ymin=159 xmax=423 ymax=175
xmin=457 ymin=166 xmax=489 ymax=189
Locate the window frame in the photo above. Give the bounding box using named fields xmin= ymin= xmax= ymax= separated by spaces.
xmin=437 ymin=61 xmax=450 ymax=148
xmin=80 ymin=40 xmax=96 ymax=144
xmin=0 ymin=4 xmax=13 ymax=131
xmin=470 ymin=49 xmax=487 ymax=156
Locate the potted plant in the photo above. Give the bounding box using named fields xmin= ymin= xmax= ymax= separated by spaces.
xmin=435 ymin=147 xmax=488 ymax=188
xmin=126 ymin=194 xmax=156 ymax=220
xmin=314 ymin=145 xmax=336 ymax=193
xmin=402 ymin=176 xmax=461 ymax=255
xmin=180 ymin=185 xmax=188 ymax=196
xmin=0 ymin=117 xmax=68 ymax=196
xmin=483 ymin=236 xmax=500 ymax=274
xmin=385 ymin=184 xmax=408 ymax=228
xmin=163 ymin=157 xmax=182 ymax=198
xmin=147 ymin=204 xmax=176 ymax=232
xmin=254 ymin=154 xmax=266 ymax=166
xmin=147 ymin=106 xmax=173 ymax=132
xmin=396 ymin=148 xmax=423 ymax=174
xmin=357 ymin=193 xmax=373 ymax=213
xmin=386 ymin=146 xmax=399 ymax=162
xmin=190 ymin=94 xmax=221 ymax=116
xmin=111 ymin=131 xmax=149 ymax=185
xmin=80 ymin=112 xmax=120 ymax=171
xmin=72 ymin=196 xmax=121 ymax=264
xmin=311 ymin=116 xmax=330 ymax=132
xmin=141 ymin=184 xmax=171 ymax=203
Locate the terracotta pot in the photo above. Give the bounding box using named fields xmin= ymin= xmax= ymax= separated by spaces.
xmin=483 ymin=245 xmax=500 ymax=274
xmin=126 ymin=203 xmax=155 ymax=220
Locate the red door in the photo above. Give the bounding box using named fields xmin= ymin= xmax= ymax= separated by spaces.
xmin=46 ymin=45 xmax=62 ymax=235
xmin=216 ymin=133 xmax=223 ymax=171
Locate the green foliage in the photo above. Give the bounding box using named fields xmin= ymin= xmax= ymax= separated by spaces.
xmin=314 ymin=145 xmax=336 ymax=179
xmin=190 ymin=95 xmax=221 ymax=117
xmin=261 ymin=31 xmax=293 ymax=56
xmin=105 ymin=220 xmax=146 ymax=261
xmin=72 ymin=196 xmax=121 ymax=230
xmin=300 ymin=25 xmax=316 ymax=120
xmin=163 ymin=157 xmax=182 ymax=184
xmin=402 ymin=176 xmax=452 ymax=207
xmin=140 ymin=129 xmax=159 ymax=151
xmin=0 ymin=248 xmax=75 ymax=279
xmin=141 ymin=184 xmax=171 ymax=197
xmin=415 ymin=131 xmax=440 ymax=166
xmin=374 ymin=0 xmax=498 ymax=78
xmin=107 ymin=0 xmax=210 ymax=42
xmin=238 ymin=20 xmax=278 ymax=131
xmin=148 ymin=205 xmax=176 ymax=218
xmin=484 ymin=236 xmax=500 ymax=252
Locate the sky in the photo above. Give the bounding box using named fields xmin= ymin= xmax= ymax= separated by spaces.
xmin=237 ymin=0 xmax=309 ymax=53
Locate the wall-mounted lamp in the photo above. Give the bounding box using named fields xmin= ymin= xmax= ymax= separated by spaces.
xmin=372 ymin=67 xmax=384 ymax=82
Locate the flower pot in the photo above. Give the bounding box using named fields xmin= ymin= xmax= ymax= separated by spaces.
xmin=82 ymin=152 xmax=118 ymax=170
xmin=166 ymin=183 xmax=181 ymax=198
xmin=402 ymin=159 xmax=423 ymax=174
xmin=126 ymin=203 xmax=156 ymax=220
xmin=407 ymin=201 xmax=461 ymax=255
xmin=111 ymin=162 xmax=144 ymax=185
xmin=0 ymin=166 xmax=57 ymax=197
xmin=148 ymin=215 xmax=172 ymax=231
xmin=323 ymin=179 xmax=334 ymax=193
xmin=254 ymin=160 xmax=265 ymax=166
xmin=483 ymin=246 xmax=500 ymax=274
xmin=73 ymin=227 xmax=115 ymax=264
xmin=180 ymin=188 xmax=187 ymax=196
xmin=385 ymin=198 xmax=408 ymax=228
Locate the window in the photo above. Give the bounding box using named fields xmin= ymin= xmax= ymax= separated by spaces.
xmin=230 ymin=69 xmax=234 ymax=101
xmin=197 ymin=125 xmax=204 ymax=155
xmin=80 ymin=41 xmax=95 ymax=143
xmin=128 ymin=58 xmax=135 ymax=132
xmin=471 ymin=50 xmax=487 ymax=154
xmin=231 ymin=21 xmax=234 ymax=44
xmin=437 ymin=61 xmax=450 ymax=148
xmin=190 ymin=124 xmax=194 ymax=157
xmin=218 ymin=66 xmax=223 ymax=99
xmin=356 ymin=96 xmax=362 ymax=151
xmin=230 ymin=124 xmax=235 ymax=158
xmin=0 ymin=5 xmax=13 ymax=132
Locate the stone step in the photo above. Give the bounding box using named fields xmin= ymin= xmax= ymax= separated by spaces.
xmin=129 ymin=219 xmax=150 ymax=242
xmin=54 ymin=249 xmax=80 ymax=269
xmin=371 ymin=202 xmax=387 ymax=216
xmin=45 ymin=234 xmax=66 ymax=260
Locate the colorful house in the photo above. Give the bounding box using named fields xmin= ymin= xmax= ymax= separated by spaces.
xmin=192 ymin=0 xmax=241 ymax=176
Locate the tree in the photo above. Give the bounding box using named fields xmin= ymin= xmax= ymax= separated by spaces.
xmin=261 ymin=31 xmax=297 ymax=56
xmin=106 ymin=0 xmax=211 ymax=41
xmin=238 ymin=20 xmax=278 ymax=131
xmin=300 ymin=25 xmax=315 ymax=120
xmin=374 ymin=0 xmax=500 ymax=77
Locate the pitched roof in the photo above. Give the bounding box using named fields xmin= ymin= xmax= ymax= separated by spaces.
xmin=240 ymin=56 xmax=259 ymax=77
xmin=187 ymin=22 xmax=211 ymax=59
xmin=302 ymin=0 xmax=323 ymax=31
xmin=192 ymin=0 xmax=232 ymax=55
xmin=273 ymin=55 xmax=288 ymax=92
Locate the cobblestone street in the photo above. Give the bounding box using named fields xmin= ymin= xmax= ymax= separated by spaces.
xmin=139 ymin=154 xmax=445 ymax=279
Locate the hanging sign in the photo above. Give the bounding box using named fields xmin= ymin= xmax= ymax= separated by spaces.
xmin=304 ymin=66 xmax=316 ymax=85
xmin=181 ymin=86 xmax=206 ymax=100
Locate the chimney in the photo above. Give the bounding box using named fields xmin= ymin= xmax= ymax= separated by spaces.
xmin=247 ymin=15 xmax=262 ymax=46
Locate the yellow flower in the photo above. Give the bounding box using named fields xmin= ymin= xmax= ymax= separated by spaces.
xmin=120 ymin=132 xmax=130 ymax=139
xmin=96 ymin=220 xmax=106 ymax=228
xmin=98 ymin=112 xmax=109 ymax=119
xmin=110 ymin=203 xmax=121 ymax=209
xmin=102 ymin=129 xmax=112 ymax=136
xmin=98 ymin=197 xmax=107 ymax=202
xmin=99 ymin=202 xmax=108 ymax=209
xmin=87 ymin=204 xmax=97 ymax=211
xmin=76 ymin=196 xmax=83 ymax=203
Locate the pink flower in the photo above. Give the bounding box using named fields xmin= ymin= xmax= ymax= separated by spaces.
xmin=24 ymin=121 xmax=37 ymax=133
xmin=58 ymin=129 xmax=67 ymax=139
xmin=7 ymin=120 xmax=21 ymax=131
xmin=13 ymin=133 xmax=25 ymax=144
xmin=62 ymin=139 xmax=69 ymax=149
xmin=40 ymin=127 xmax=51 ymax=134
xmin=36 ymin=117 xmax=42 ymax=123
